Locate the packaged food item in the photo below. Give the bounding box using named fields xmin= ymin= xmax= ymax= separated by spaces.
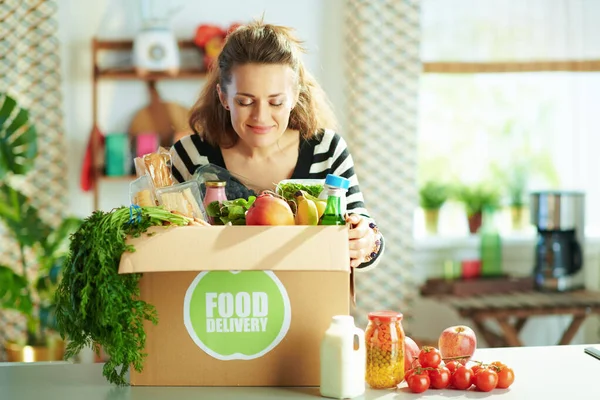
xmin=134 ymin=147 xmax=173 ymax=188
xmin=130 ymin=175 xmax=157 ymax=207
xmin=276 ymin=178 xmax=324 ymax=202
xmin=155 ymin=181 xmax=207 ymax=221
xmin=365 ymin=310 xmax=405 ymax=389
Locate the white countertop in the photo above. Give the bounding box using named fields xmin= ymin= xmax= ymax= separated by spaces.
xmin=1 ymin=344 xmax=599 ymax=400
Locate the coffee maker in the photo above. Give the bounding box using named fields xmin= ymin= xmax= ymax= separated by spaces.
xmin=530 ymin=191 xmax=585 ymax=292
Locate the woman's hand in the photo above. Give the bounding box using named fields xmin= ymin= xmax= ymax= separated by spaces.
xmin=346 ymin=214 xmax=377 ymax=268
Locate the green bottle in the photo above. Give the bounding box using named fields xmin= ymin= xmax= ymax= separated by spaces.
xmin=319 ymin=192 xmax=346 ymax=225
xmin=480 ymin=206 xmax=503 ymax=277
xmin=319 ymin=174 xmax=349 ymax=226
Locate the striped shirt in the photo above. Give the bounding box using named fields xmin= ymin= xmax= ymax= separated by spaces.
xmin=170 ymin=129 xmax=383 ymax=270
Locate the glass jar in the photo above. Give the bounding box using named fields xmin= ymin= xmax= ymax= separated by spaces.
xmin=203 ymin=181 xmax=228 ymax=224
xmin=365 ymin=310 xmax=405 ymax=389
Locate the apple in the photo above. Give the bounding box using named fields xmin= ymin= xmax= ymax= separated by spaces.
xmin=404 ymin=336 xmax=420 ymax=372
xmin=438 ymin=325 xmax=477 ymax=364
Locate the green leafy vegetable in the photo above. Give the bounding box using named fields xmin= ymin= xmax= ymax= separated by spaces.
xmin=54 ymin=206 xmax=190 ymax=386
xmin=277 ymin=183 xmax=323 ymax=202
xmin=206 ymin=196 xmax=256 ymax=225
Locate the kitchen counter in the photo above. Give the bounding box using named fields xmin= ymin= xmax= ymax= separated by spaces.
xmin=1 ymin=344 xmax=599 ymax=399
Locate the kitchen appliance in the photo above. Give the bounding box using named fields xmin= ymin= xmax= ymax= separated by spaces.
xmin=132 ymin=0 xmax=180 ymax=76
xmin=530 ymin=191 xmax=585 ymax=291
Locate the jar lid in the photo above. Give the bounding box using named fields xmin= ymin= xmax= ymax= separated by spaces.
xmin=368 ymin=310 xmax=403 ymax=322
xmin=206 ymin=180 xmax=226 ymax=187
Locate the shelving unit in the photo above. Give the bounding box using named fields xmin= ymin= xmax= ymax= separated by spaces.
xmin=89 ymin=38 xmax=207 ymax=210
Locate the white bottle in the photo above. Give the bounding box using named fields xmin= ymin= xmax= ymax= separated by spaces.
xmin=320 ymin=315 xmax=366 ymax=399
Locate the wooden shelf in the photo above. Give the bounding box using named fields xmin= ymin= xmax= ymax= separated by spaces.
xmin=94 ymin=38 xmax=198 ymax=51
xmin=96 ymin=67 xmax=206 ymax=80
xmin=99 ymin=175 xmax=137 ymax=183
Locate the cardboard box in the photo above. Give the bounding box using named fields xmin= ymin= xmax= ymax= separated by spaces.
xmin=118 ymin=225 xmax=351 ymax=386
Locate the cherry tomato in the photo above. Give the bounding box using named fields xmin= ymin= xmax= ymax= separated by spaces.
xmin=496 ymin=366 xmax=515 ymax=389
xmin=475 ymin=369 xmax=498 ymax=392
xmin=418 ymin=346 xmax=442 ymax=368
xmin=471 ymin=364 xmax=483 ymax=374
xmin=445 ymin=360 xmax=460 ymax=374
xmin=451 ymin=366 xmax=473 ymax=390
xmin=428 ymin=366 xmax=451 ymax=389
xmin=407 ymin=372 xmax=430 ymax=393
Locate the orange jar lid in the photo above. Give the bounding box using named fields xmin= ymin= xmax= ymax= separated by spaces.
xmin=368 ymin=311 xmax=403 ymax=322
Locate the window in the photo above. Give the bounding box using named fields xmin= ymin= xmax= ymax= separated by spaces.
xmin=417 ymin=0 xmax=600 ymax=237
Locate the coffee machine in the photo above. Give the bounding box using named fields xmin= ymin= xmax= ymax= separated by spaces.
xmin=530 ymin=191 xmax=585 ymax=292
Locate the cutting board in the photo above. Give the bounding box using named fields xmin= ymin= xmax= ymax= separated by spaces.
xmin=128 ymin=81 xmax=193 ymax=148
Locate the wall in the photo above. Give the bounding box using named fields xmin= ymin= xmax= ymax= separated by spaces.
xmin=57 ymin=0 xmax=345 ymax=216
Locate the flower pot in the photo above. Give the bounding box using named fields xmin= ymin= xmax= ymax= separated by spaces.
xmin=5 ymin=339 xmax=65 ymax=362
xmin=510 ymin=205 xmax=528 ymax=231
xmin=467 ymin=211 xmax=482 ymax=234
xmin=424 ymin=208 xmax=440 ymax=235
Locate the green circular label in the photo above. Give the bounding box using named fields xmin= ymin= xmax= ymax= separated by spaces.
xmin=183 ymin=271 xmax=291 ymax=360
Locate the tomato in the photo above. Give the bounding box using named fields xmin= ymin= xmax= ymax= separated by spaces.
xmin=404 ymin=368 xmax=416 ymax=382
xmin=496 ymin=366 xmax=515 ymax=389
xmin=475 ymin=369 xmax=498 ymax=392
xmin=418 ymin=346 xmax=442 ymax=368
xmin=451 ymin=366 xmax=473 ymax=390
xmin=428 ymin=366 xmax=451 ymax=389
xmin=445 ymin=360 xmax=460 ymax=374
xmin=471 ymin=364 xmax=483 ymax=374
xmin=407 ymin=373 xmax=430 ymax=393
xmin=490 ymin=361 xmax=506 ymax=368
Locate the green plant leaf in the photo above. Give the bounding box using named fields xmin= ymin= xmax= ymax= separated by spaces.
xmin=0 ymin=93 xmax=38 ymax=179
xmin=0 ymin=182 xmax=51 ymax=247
xmin=0 ymin=265 xmax=33 ymax=317
xmin=419 ymin=181 xmax=450 ymax=209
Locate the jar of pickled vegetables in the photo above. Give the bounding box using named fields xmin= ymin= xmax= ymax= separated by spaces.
xmin=365 ymin=310 xmax=405 ymax=389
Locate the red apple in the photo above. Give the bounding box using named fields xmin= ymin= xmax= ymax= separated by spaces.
xmin=404 ymin=336 xmax=420 ymax=372
xmin=438 ymin=325 xmax=477 ymax=364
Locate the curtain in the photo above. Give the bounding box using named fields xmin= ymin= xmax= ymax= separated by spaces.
xmin=344 ymin=0 xmax=421 ymax=331
xmin=0 ymin=0 xmax=67 ymax=358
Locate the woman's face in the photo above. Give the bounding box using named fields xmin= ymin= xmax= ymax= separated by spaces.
xmin=218 ymin=63 xmax=298 ymax=149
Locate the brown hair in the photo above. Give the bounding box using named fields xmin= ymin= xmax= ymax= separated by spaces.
xmin=189 ymin=20 xmax=338 ymax=148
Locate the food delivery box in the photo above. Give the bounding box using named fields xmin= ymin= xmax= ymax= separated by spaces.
xmin=118 ymin=224 xmax=352 ymax=386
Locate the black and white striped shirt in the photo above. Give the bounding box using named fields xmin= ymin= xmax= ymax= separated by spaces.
xmin=170 ymin=129 xmax=383 ymax=270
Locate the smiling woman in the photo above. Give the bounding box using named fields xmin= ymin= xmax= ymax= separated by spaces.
xmin=170 ymin=20 xmax=385 ymax=271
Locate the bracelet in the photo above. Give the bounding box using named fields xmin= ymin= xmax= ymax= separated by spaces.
xmin=363 ymin=222 xmax=382 ymax=264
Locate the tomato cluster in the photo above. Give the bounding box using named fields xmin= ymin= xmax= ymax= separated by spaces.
xmin=404 ymin=346 xmax=515 ymax=393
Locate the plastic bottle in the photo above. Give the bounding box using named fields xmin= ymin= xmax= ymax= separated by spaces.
xmin=319 ymin=174 xmax=350 ymax=225
xmin=203 ymin=181 xmax=228 ymax=224
xmin=480 ymin=206 xmax=503 ymax=277
xmin=365 ymin=310 xmax=405 ymax=389
xmin=320 ymin=315 xmax=366 ymax=399
xmin=319 ymin=174 xmax=350 ymax=216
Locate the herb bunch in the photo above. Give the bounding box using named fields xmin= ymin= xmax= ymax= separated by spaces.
xmin=54 ymin=206 xmax=190 ymax=386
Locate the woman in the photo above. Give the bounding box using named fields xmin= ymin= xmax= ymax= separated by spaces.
xmin=170 ymin=20 xmax=384 ymax=271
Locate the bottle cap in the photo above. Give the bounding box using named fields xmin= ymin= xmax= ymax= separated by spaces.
xmin=368 ymin=310 xmax=403 ymax=322
xmin=325 ymin=174 xmax=350 ymax=190
xmin=206 ymin=180 xmax=226 ymax=187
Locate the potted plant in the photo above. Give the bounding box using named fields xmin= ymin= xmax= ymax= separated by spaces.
xmin=419 ymin=181 xmax=450 ymax=235
xmin=506 ymin=163 xmax=528 ymax=231
xmin=456 ymin=183 xmax=501 ymax=234
xmin=0 ymin=92 xmax=81 ymax=361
